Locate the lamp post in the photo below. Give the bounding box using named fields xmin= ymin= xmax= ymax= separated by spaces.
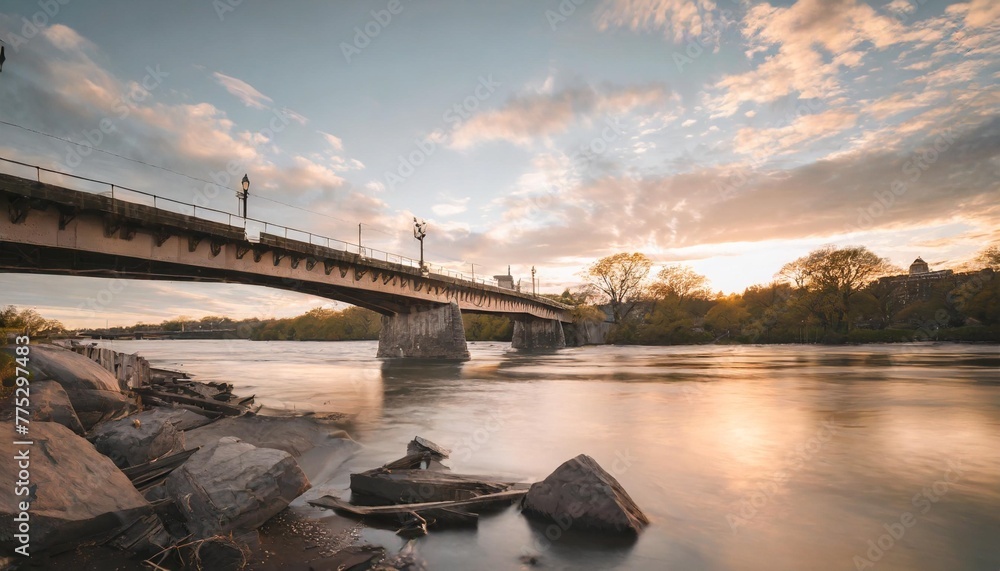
xmin=413 ymin=217 xmax=427 ymax=274
xmin=531 ymin=266 xmax=536 ymax=295
xmin=238 ymin=174 xmax=250 ymax=218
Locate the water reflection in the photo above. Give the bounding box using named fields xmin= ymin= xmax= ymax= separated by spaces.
xmin=98 ymin=340 xmax=1000 ymax=570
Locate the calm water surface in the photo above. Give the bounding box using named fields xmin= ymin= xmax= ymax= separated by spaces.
xmin=98 ymin=340 xmax=1000 ymax=570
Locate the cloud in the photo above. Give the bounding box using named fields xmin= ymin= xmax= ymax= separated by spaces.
xmin=734 ymin=109 xmax=860 ymax=157
xmin=434 ymin=111 xmax=1000 ymax=285
xmin=212 ymin=72 xmax=273 ymax=110
xmin=947 ymin=0 xmax=1000 ymax=29
xmin=432 ymin=197 xmax=471 ymax=217
xmin=449 ymin=84 xmax=672 ymax=149
xmin=704 ymin=0 xmax=932 ymax=117
xmin=595 ymin=0 xmax=721 ymax=43
xmin=318 ymin=131 xmax=344 ymax=151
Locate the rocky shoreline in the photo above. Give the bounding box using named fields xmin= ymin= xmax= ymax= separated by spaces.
xmin=1 ymin=342 xmax=647 ymax=570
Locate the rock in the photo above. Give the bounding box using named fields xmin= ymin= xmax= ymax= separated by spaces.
xmin=30 ymin=380 xmax=85 ymax=435
xmin=133 ymin=406 xmax=216 ymax=431
xmin=315 ymin=545 xmax=385 ymax=571
xmin=183 ymin=415 xmax=352 ymax=457
xmin=89 ymin=409 xmax=185 ymax=469
xmin=521 ymin=454 xmax=649 ymax=534
xmin=165 ymin=436 xmax=311 ymax=538
xmin=407 ymin=436 xmax=450 ymax=459
xmin=1 ymin=344 xmax=131 ymax=430
xmin=0 ymin=421 xmax=169 ymax=555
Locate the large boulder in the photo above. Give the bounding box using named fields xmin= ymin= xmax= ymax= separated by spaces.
xmin=30 ymin=380 xmax=85 ymax=435
xmin=89 ymin=410 xmax=186 ymax=468
xmin=183 ymin=415 xmax=353 ymax=457
xmin=521 ymin=454 xmax=649 ymax=534
xmin=165 ymin=436 xmax=311 ymax=538
xmin=1 ymin=344 xmax=131 ymax=430
xmin=0 ymin=421 xmax=169 ymax=555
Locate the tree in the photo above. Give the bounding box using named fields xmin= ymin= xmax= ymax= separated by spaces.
xmin=778 ymin=246 xmax=898 ymax=332
xmin=649 ymin=265 xmax=711 ymax=307
xmin=585 ymin=253 xmax=652 ymax=323
xmin=705 ymin=296 xmax=750 ymax=336
xmin=0 ymin=306 xmax=65 ymax=336
xmin=976 ymin=243 xmax=1000 ymax=269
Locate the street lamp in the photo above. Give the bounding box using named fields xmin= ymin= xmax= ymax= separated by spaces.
xmin=531 ymin=266 xmax=536 ymax=295
xmin=237 ymin=174 xmax=250 ymax=218
xmin=413 ymin=217 xmax=427 ymax=274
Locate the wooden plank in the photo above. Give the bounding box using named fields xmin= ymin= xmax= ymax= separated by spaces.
xmin=134 ymin=388 xmax=246 ymax=416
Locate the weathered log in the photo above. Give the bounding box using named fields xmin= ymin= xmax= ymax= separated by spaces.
xmin=134 ymin=388 xmax=247 ymax=416
xmin=383 ymin=452 xmax=447 ymax=471
xmin=350 ymin=469 xmax=512 ymax=503
xmin=309 ymin=488 xmax=525 ymax=521
xmin=407 ymin=436 xmax=450 ymax=459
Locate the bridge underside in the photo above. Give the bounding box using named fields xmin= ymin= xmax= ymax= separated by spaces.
xmin=0 ymin=177 xmax=573 ymax=358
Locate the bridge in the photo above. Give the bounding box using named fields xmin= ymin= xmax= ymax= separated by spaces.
xmin=0 ymin=159 xmax=572 ymax=359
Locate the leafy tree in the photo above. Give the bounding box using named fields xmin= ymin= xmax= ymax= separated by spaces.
xmin=705 ymin=296 xmax=750 ymax=336
xmin=976 ymin=243 xmax=1000 ymax=270
xmin=0 ymin=306 xmax=65 ymax=337
xmin=585 ymin=253 xmax=652 ymax=323
xmin=779 ymin=246 xmax=898 ymax=332
xmin=649 ymin=265 xmax=711 ymax=307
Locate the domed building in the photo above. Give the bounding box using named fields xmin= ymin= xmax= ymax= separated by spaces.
xmin=878 ymin=256 xmax=954 ymax=305
xmin=909 ymin=257 xmax=930 ymax=275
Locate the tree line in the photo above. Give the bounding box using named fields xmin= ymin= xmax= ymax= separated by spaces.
xmin=580 ymin=244 xmax=1000 ymax=344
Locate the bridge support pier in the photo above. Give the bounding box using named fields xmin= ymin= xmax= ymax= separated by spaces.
xmin=377 ymin=302 xmax=470 ymax=359
xmin=511 ymin=317 xmax=566 ymax=351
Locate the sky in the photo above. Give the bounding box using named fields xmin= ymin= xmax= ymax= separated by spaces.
xmin=0 ymin=0 xmax=998 ymax=328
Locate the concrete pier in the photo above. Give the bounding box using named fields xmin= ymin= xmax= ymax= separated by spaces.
xmin=511 ymin=318 xmax=566 ymax=350
xmin=377 ymin=302 xmax=470 ymax=359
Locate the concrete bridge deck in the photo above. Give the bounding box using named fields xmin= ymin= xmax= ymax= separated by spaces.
xmin=0 ymin=167 xmax=574 ymax=358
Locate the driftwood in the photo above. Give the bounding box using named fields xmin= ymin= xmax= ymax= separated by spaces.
xmin=134 ymin=388 xmax=247 ymax=416
xmin=308 ymin=488 xmax=528 ymax=527
xmin=351 ymin=469 xmax=514 ymax=503
xmin=383 ymin=452 xmax=447 ymax=471
xmin=407 ymin=436 xmax=450 ymax=459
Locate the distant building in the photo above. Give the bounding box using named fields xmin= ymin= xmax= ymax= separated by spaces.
xmin=494 ymin=266 xmax=516 ymax=290
xmin=876 ymin=257 xmax=960 ymax=305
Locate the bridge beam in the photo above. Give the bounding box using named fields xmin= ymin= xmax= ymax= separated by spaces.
xmin=377 ymin=302 xmax=469 ymax=360
xmin=511 ymin=317 xmax=566 ymax=351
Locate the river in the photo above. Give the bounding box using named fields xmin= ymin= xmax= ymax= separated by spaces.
xmin=95 ymin=340 xmax=1000 ymax=570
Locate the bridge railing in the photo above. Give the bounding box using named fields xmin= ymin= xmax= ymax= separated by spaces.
xmin=0 ymin=156 xmax=521 ymax=291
